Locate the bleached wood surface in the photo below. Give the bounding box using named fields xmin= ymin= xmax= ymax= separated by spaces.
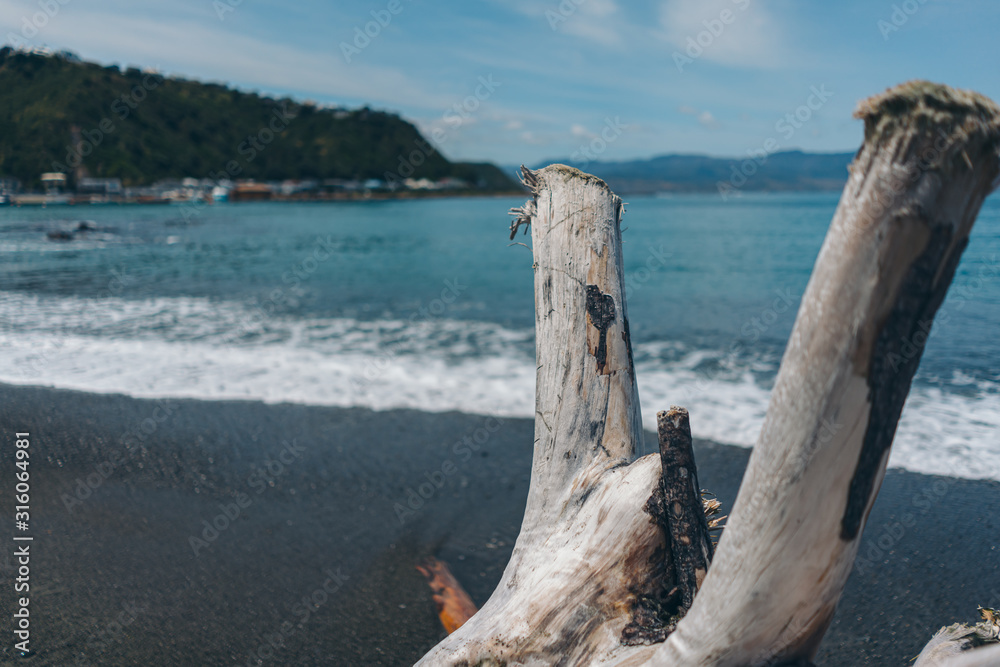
xmin=416 ymin=163 xmax=665 ymax=666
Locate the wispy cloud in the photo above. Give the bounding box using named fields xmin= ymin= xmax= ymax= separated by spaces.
xmin=697 ymin=110 xmax=720 ymax=129
xmin=506 ymin=0 xmax=625 ymax=47
xmin=559 ymin=0 xmax=624 ymax=47
xmin=658 ymin=0 xmax=785 ymax=69
xmin=679 ymin=104 xmax=721 ymax=129
xmin=0 ymin=2 xmax=453 ymax=111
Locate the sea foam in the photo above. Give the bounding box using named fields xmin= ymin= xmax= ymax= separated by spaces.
xmin=2 ymin=291 xmax=997 ymax=481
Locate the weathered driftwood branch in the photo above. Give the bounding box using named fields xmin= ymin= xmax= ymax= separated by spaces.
xmin=417 ymin=163 xmax=668 ymax=666
xmin=656 ymin=81 xmax=1000 ymax=667
xmin=415 ymin=81 xmax=1000 ymax=667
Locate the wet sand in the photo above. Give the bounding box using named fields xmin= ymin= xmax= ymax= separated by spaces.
xmin=0 ymin=383 xmax=997 ymax=666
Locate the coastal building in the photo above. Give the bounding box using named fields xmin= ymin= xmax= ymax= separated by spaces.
xmin=279 ymin=179 xmax=319 ymax=195
xmin=41 ymin=172 xmax=67 ymax=194
xmin=322 ymin=178 xmax=363 ymax=191
xmin=77 ymin=177 xmax=123 ymax=196
xmin=403 ymin=177 xmax=438 ymax=190
xmin=230 ymin=182 xmax=272 ymax=201
xmin=11 ymin=172 xmax=70 ymax=205
xmin=437 ymin=177 xmax=469 ymax=189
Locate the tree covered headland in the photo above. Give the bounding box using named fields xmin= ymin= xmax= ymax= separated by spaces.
xmin=0 ymin=47 xmax=515 ymax=190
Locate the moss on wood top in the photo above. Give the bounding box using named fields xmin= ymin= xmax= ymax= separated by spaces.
xmin=539 ymin=163 xmax=614 ymax=191
xmin=854 ymin=81 xmax=1000 ymax=164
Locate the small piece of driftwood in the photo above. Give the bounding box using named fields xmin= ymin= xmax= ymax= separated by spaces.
xmin=416 ymin=558 xmax=478 ymax=635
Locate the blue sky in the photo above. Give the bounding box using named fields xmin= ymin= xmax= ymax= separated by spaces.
xmin=2 ymin=0 xmax=998 ymax=165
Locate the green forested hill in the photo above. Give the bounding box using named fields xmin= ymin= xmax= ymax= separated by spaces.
xmin=0 ymin=48 xmax=514 ymax=190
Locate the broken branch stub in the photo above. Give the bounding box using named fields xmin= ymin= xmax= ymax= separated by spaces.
xmin=623 ymin=405 xmax=716 ymax=647
xmin=654 ymin=407 xmax=713 ymax=611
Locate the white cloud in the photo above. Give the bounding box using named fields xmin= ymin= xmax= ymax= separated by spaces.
xmin=697 ymin=110 xmax=720 ymax=128
xmin=504 ymin=119 xmax=524 ymax=131
xmin=583 ymin=0 xmax=618 ymax=18
xmin=659 ymin=0 xmax=784 ymax=68
xmin=560 ymin=0 xmax=624 ymax=46
xmin=564 ymin=0 xmax=625 ymax=46
xmin=678 ymin=105 xmax=720 ymax=128
xmin=570 ymin=123 xmax=595 ymax=138
xmin=506 ymin=0 xmax=624 ymax=47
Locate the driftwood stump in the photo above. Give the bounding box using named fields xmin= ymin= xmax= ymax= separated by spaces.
xmin=415 ymin=81 xmax=1000 ymax=666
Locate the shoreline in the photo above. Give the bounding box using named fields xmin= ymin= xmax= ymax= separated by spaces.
xmin=0 ymin=189 xmax=527 ymax=208
xmin=0 ymin=186 xmax=868 ymax=209
xmin=0 ymin=382 xmax=997 ymax=665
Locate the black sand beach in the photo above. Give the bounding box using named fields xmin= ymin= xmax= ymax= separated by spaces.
xmin=1 ymin=382 xmax=998 ymax=666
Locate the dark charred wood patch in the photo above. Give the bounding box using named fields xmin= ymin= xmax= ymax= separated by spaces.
xmin=521 ymin=586 xmax=608 ymax=666
xmin=585 ymin=284 xmax=616 ymax=374
xmin=620 ymin=540 xmax=682 ymax=646
xmin=841 ymin=225 xmax=965 ymax=540
xmin=589 ymin=420 xmax=602 ymax=441
xmin=621 ymin=315 xmax=635 ymax=380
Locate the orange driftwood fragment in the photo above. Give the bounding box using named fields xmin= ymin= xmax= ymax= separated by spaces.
xmin=416 ymin=557 xmax=478 ymax=634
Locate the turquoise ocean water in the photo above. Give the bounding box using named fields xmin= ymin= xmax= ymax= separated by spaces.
xmin=1 ymin=193 xmax=998 ymax=479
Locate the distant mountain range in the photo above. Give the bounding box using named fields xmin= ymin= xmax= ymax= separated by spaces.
xmin=521 ymin=150 xmax=857 ymax=195
xmin=0 ymin=47 xmax=515 ymax=191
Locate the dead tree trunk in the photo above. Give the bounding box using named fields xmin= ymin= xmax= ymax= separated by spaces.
xmin=415 ymin=81 xmax=1000 ymax=666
